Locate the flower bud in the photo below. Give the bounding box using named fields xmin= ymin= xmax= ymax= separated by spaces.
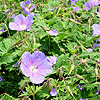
xmin=48 ymin=83 xmax=53 ymax=92
xmin=74 ymin=74 xmax=85 ymax=80
xmin=95 ymin=66 xmax=98 ymax=77
xmin=59 ymin=70 xmax=63 ymax=79
xmin=69 ymin=64 xmax=74 ymax=75
xmin=43 ymin=82 xmax=47 ymax=89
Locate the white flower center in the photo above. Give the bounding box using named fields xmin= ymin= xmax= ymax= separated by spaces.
xmin=30 ymin=65 xmax=37 ymax=72
xmin=25 ymin=7 xmax=30 ymax=12
xmin=20 ymin=25 xmax=26 ymax=30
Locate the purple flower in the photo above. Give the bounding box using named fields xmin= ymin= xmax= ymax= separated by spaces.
xmin=50 ymin=88 xmax=58 ymax=96
xmin=47 ymin=56 xmax=57 ymax=65
xmin=92 ymin=23 xmax=100 ymax=36
xmin=30 ymin=12 xmax=36 ymax=16
xmin=87 ymin=48 xmax=93 ymax=52
xmin=0 ymin=77 xmax=2 ymax=82
xmin=20 ymin=51 xmax=53 ymax=84
xmin=71 ymin=0 xmax=78 ymax=5
xmin=96 ymin=88 xmax=99 ymax=94
xmin=13 ymin=61 xmax=21 ymax=67
xmin=9 ymin=14 xmax=33 ymax=31
xmin=98 ymin=60 xmax=100 ymax=63
xmin=4 ymin=9 xmax=10 ymax=13
xmin=84 ymin=0 xmax=100 ymax=10
xmin=72 ymin=6 xmax=81 ymax=12
xmin=80 ymin=99 xmax=88 ymax=100
xmin=47 ymin=29 xmax=58 ymax=36
xmin=93 ymin=44 xmax=100 ymax=49
xmin=20 ymin=0 xmax=36 ymax=15
xmin=0 ymin=27 xmax=4 ymax=32
xmin=84 ymin=1 xmax=95 ymax=11
xmin=76 ymin=84 xmax=83 ymax=91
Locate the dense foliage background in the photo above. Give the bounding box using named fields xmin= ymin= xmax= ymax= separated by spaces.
xmin=1 ymin=0 xmax=100 ymax=100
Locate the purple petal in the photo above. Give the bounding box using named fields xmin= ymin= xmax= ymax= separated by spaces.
xmin=93 ymin=44 xmax=100 ymax=49
xmin=30 ymin=12 xmax=36 ymax=16
xmin=14 ymin=14 xmax=26 ymax=25
xmin=31 ymin=51 xmax=47 ymax=66
xmin=30 ymin=73 xmax=45 ymax=84
xmin=98 ymin=60 xmax=100 ymax=63
xmin=87 ymin=48 xmax=93 ymax=52
xmin=22 ymin=52 xmax=32 ymax=67
xmin=47 ymin=56 xmax=58 ymax=65
xmin=71 ymin=0 xmax=78 ymax=5
xmin=47 ymin=29 xmax=58 ymax=36
xmin=0 ymin=27 xmax=4 ymax=32
xmin=0 ymin=77 xmax=2 ymax=82
xmin=9 ymin=22 xmax=20 ymax=30
xmin=92 ymin=23 xmax=100 ymax=36
xmin=20 ymin=63 xmax=31 ymax=77
xmin=72 ymin=7 xmax=81 ymax=12
xmin=38 ymin=59 xmax=52 ymax=69
xmin=80 ymin=99 xmax=88 ymax=100
xmin=25 ymin=14 xmax=33 ymax=27
xmin=25 ymin=0 xmax=31 ymax=5
xmin=4 ymin=9 xmax=10 ymax=13
xmin=20 ymin=1 xmax=26 ymax=9
xmin=50 ymin=88 xmax=58 ymax=96
xmin=37 ymin=68 xmax=52 ymax=76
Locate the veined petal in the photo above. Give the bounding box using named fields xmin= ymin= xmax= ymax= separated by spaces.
xmin=37 ymin=68 xmax=52 ymax=76
xmin=14 ymin=14 xmax=26 ymax=25
xmin=22 ymin=52 xmax=32 ymax=67
xmin=38 ymin=59 xmax=52 ymax=69
xmin=20 ymin=63 xmax=31 ymax=77
xmin=31 ymin=51 xmax=47 ymax=66
xmin=9 ymin=22 xmax=20 ymax=30
xmin=24 ymin=14 xmax=33 ymax=27
xmin=30 ymin=73 xmax=45 ymax=84
xmin=20 ymin=1 xmax=26 ymax=9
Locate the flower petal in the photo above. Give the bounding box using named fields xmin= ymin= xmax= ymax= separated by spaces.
xmin=30 ymin=73 xmax=45 ymax=84
xmin=14 ymin=14 xmax=26 ymax=25
xmin=20 ymin=63 xmax=31 ymax=77
xmin=24 ymin=14 xmax=33 ymax=27
xmin=22 ymin=52 xmax=32 ymax=67
xmin=38 ymin=59 xmax=52 ymax=69
xmin=37 ymin=68 xmax=52 ymax=76
xmin=9 ymin=22 xmax=20 ymax=30
xmin=31 ymin=51 xmax=47 ymax=66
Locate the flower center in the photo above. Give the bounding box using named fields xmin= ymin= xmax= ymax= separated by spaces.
xmin=25 ymin=7 xmax=30 ymax=12
xmin=30 ymin=65 xmax=37 ymax=72
xmin=20 ymin=25 xmax=26 ymax=30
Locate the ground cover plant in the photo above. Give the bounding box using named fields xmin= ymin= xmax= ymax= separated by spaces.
xmin=1 ymin=0 xmax=100 ymax=100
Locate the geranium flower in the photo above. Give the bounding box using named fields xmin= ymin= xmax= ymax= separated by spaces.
xmin=0 ymin=27 xmax=4 ymax=32
xmin=93 ymin=44 xmax=100 ymax=49
xmin=20 ymin=0 xmax=36 ymax=15
xmin=0 ymin=77 xmax=2 ymax=82
xmin=47 ymin=56 xmax=57 ymax=65
xmin=20 ymin=51 xmax=53 ymax=84
xmin=84 ymin=0 xmax=100 ymax=10
xmin=72 ymin=6 xmax=81 ymax=12
xmin=87 ymin=48 xmax=93 ymax=52
xmin=47 ymin=29 xmax=58 ymax=36
xmin=92 ymin=23 xmax=100 ymax=36
xmin=50 ymin=88 xmax=58 ymax=96
xmin=71 ymin=0 xmax=78 ymax=5
xmin=76 ymin=84 xmax=83 ymax=91
xmin=9 ymin=14 xmax=33 ymax=31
